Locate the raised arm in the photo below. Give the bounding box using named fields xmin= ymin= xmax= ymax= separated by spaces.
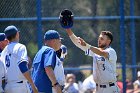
xmin=78 ymin=37 xmax=109 ymax=58
xmin=59 ymin=9 xmax=88 ymax=51
xmin=66 ymin=29 xmax=89 ymax=51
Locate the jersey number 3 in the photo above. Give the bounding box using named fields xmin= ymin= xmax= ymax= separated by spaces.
xmin=5 ymin=54 xmax=11 ymax=68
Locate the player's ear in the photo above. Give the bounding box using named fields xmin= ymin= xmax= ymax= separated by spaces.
xmin=107 ymin=39 xmax=111 ymax=45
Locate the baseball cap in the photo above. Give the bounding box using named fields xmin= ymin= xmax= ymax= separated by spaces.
xmin=4 ymin=25 xmax=19 ymax=37
xmin=0 ymin=33 xmax=6 ymax=41
xmin=44 ymin=30 xmax=63 ymax=40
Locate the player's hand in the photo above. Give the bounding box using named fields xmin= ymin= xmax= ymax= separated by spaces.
xmin=54 ymin=84 xmax=62 ymax=93
xmin=77 ymin=37 xmax=87 ymax=46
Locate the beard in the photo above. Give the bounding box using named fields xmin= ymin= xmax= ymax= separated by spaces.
xmin=98 ymin=44 xmax=107 ymax=48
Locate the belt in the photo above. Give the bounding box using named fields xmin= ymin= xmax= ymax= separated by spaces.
xmin=96 ymin=82 xmax=115 ymax=88
xmin=16 ymin=81 xmax=23 ymax=83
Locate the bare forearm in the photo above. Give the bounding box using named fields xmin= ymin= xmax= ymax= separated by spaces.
xmin=23 ymin=71 xmax=38 ymax=93
xmin=45 ymin=67 xmax=62 ymax=93
xmin=23 ymin=71 xmax=34 ymax=85
xmin=66 ymin=29 xmax=73 ymax=36
xmin=45 ymin=67 xmax=57 ymax=85
xmin=90 ymin=46 xmax=108 ymax=58
xmin=66 ymin=29 xmax=87 ymax=51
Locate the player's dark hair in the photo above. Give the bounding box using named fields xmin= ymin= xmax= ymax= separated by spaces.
xmin=101 ymin=31 xmax=113 ymax=45
xmin=6 ymin=32 xmax=17 ymax=41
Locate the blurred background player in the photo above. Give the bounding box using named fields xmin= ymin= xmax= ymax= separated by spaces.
xmin=0 ymin=33 xmax=8 ymax=93
xmin=0 ymin=25 xmax=38 ymax=93
xmin=133 ymin=71 xmax=140 ymax=93
xmin=82 ymin=74 xmax=96 ymax=93
xmin=0 ymin=33 xmax=8 ymax=55
xmin=116 ymin=73 xmax=123 ymax=93
xmin=64 ymin=73 xmax=79 ymax=93
xmin=32 ymin=30 xmax=65 ymax=93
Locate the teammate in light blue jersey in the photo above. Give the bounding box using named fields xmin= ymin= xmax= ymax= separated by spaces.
xmin=32 ymin=30 xmax=65 ymax=93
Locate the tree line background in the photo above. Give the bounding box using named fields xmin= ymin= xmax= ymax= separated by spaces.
xmin=0 ymin=0 xmax=140 ymax=80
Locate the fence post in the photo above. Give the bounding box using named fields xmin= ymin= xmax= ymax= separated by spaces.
xmin=130 ymin=0 xmax=136 ymax=82
xmin=36 ymin=0 xmax=42 ymax=49
xmin=120 ymin=0 xmax=126 ymax=93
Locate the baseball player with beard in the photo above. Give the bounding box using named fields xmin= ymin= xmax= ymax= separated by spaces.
xmin=66 ymin=29 xmax=120 ymax=93
xmin=0 ymin=25 xmax=38 ymax=93
xmin=59 ymin=9 xmax=120 ymax=93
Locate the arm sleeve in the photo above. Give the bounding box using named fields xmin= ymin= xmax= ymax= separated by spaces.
xmin=17 ymin=45 xmax=28 ymax=65
xmin=85 ymin=49 xmax=95 ymax=57
xmin=0 ymin=60 xmax=6 ymax=80
xmin=69 ymin=34 xmax=89 ymax=51
xmin=18 ymin=61 xmax=28 ymax=73
xmin=0 ymin=62 xmax=4 ymax=78
xmin=44 ymin=49 xmax=56 ymax=69
xmin=133 ymin=80 xmax=139 ymax=85
xmin=104 ymin=48 xmax=117 ymax=62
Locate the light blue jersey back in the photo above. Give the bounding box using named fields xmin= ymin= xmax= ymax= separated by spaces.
xmin=32 ymin=46 xmax=56 ymax=93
